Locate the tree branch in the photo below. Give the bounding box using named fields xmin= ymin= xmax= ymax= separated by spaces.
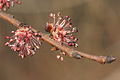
xmin=0 ymin=11 xmax=116 ymax=64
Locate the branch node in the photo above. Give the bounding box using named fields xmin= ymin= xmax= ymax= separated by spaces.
xmin=71 ymin=52 xmax=82 ymax=59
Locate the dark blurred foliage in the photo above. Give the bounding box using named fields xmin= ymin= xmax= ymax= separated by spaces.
xmin=0 ymin=0 xmax=120 ymax=80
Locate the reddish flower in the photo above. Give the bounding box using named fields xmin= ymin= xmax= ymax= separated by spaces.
xmin=45 ymin=12 xmax=78 ymax=47
xmin=0 ymin=0 xmax=21 ymax=11
xmin=5 ymin=26 xmax=42 ymax=58
xmin=45 ymin=12 xmax=79 ymax=61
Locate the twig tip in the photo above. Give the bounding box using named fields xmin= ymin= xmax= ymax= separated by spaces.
xmin=105 ymin=56 xmax=116 ymax=64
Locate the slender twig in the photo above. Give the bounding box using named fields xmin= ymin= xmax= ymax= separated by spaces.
xmin=0 ymin=11 xmax=116 ymax=64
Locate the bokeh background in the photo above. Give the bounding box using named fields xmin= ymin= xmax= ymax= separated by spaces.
xmin=0 ymin=0 xmax=120 ymax=80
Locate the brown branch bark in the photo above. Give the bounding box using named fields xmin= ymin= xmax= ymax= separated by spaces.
xmin=0 ymin=11 xmax=116 ymax=64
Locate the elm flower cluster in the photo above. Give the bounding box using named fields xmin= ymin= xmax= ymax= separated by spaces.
xmin=45 ymin=12 xmax=79 ymax=61
xmin=5 ymin=26 xmax=42 ymax=58
xmin=45 ymin=12 xmax=78 ymax=47
xmin=0 ymin=0 xmax=21 ymax=11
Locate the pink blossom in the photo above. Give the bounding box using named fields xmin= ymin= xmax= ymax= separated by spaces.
xmin=5 ymin=26 xmax=42 ymax=58
xmin=0 ymin=0 xmax=21 ymax=11
xmin=45 ymin=12 xmax=79 ymax=61
xmin=45 ymin=12 xmax=78 ymax=47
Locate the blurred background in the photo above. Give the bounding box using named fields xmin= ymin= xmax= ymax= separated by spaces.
xmin=0 ymin=0 xmax=120 ymax=80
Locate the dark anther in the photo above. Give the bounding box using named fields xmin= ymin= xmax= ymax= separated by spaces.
xmin=35 ymin=35 xmax=42 ymax=37
xmin=19 ymin=23 xmax=28 ymax=27
xmin=16 ymin=44 xmax=20 ymax=47
xmin=64 ymin=16 xmax=71 ymax=21
xmin=32 ymin=48 xmax=35 ymax=50
xmin=69 ymin=23 xmax=72 ymax=25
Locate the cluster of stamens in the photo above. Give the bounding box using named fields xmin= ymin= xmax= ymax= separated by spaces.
xmin=45 ymin=13 xmax=79 ymax=61
xmin=5 ymin=26 xmax=42 ymax=58
xmin=5 ymin=12 xmax=79 ymax=60
xmin=0 ymin=0 xmax=21 ymax=11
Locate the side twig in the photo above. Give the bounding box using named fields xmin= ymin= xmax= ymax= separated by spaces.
xmin=0 ymin=11 xmax=116 ymax=64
